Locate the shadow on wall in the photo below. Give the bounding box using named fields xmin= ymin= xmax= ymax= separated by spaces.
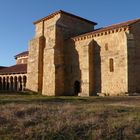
xmin=64 ymin=39 xmax=81 ymax=96
xmin=0 ymin=75 xmax=27 ymax=92
xmin=93 ymin=40 xmax=101 ymax=95
xmin=63 ymin=39 xmax=101 ymax=96
xmin=54 ymin=17 xmax=102 ymax=96
xmin=25 ymin=38 xmax=101 ymax=96
xmin=24 ymin=39 xmax=101 ymax=96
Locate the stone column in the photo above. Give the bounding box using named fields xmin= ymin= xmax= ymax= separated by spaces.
xmin=13 ymin=79 xmax=15 ymax=91
xmin=17 ymin=79 xmax=21 ymax=91
xmin=6 ymin=77 xmax=9 ymax=91
xmin=8 ymin=78 xmax=10 ymax=91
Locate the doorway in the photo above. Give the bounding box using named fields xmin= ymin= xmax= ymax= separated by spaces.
xmin=74 ymin=81 xmax=81 ymax=96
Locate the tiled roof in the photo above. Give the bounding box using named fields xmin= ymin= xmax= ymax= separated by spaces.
xmin=100 ymin=18 xmax=140 ymax=30
xmin=0 ymin=66 xmax=7 ymax=70
xmin=33 ymin=10 xmax=97 ymax=25
xmin=94 ymin=18 xmax=140 ymax=32
xmin=0 ymin=64 xmax=27 ymax=75
xmin=72 ymin=18 xmax=140 ymax=39
xmin=15 ymin=51 xmax=28 ymax=59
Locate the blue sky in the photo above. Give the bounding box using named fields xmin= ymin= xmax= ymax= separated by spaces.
xmin=0 ymin=0 xmax=139 ymax=66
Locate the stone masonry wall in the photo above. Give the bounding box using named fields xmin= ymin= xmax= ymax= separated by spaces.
xmin=26 ymin=36 xmax=45 ymax=92
xmin=27 ymin=12 xmax=95 ymax=96
xmin=55 ymin=14 xmax=94 ymax=96
xmin=42 ymin=13 xmax=95 ymax=96
xmin=42 ymin=15 xmax=60 ymax=96
xmin=74 ymin=39 xmax=94 ymax=96
xmin=58 ymin=14 xmax=94 ymax=39
xmin=64 ymin=39 xmax=80 ymax=95
xmin=27 ymin=11 xmax=139 ymax=96
xmin=94 ymin=31 xmax=128 ymax=95
xmin=66 ymin=30 xmax=128 ymax=96
xmin=65 ymin=38 xmax=94 ymax=96
xmin=130 ymin=21 xmax=140 ymax=93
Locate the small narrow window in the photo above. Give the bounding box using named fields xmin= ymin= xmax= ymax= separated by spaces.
xmin=109 ymin=58 xmax=114 ymax=72
xmin=105 ymin=43 xmax=108 ymax=51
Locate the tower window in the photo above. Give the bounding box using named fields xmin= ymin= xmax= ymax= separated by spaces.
xmin=109 ymin=58 xmax=114 ymax=72
xmin=105 ymin=43 xmax=108 ymax=51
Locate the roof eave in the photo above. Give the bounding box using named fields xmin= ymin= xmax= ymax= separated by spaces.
xmin=129 ymin=18 xmax=140 ymax=26
xmin=33 ymin=10 xmax=97 ymax=25
xmin=0 ymin=71 xmax=27 ymax=75
xmin=71 ymin=25 xmax=130 ymax=40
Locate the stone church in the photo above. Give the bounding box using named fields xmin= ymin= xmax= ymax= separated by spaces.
xmin=1 ymin=10 xmax=140 ymax=96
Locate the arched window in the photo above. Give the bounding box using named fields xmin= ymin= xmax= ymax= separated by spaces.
xmin=105 ymin=43 xmax=108 ymax=51
xmin=109 ymin=58 xmax=114 ymax=72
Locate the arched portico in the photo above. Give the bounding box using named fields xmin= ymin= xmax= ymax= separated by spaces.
xmin=0 ymin=74 xmax=27 ymax=92
xmin=10 ymin=76 xmax=14 ymax=91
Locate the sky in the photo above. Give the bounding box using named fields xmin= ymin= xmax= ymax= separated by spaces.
xmin=0 ymin=0 xmax=139 ymax=66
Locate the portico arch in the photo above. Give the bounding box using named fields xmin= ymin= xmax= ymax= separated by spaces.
xmin=14 ymin=76 xmax=18 ymax=91
xmin=18 ymin=76 xmax=22 ymax=91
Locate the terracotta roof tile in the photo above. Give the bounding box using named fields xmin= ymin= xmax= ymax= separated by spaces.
xmin=15 ymin=51 xmax=28 ymax=59
xmin=72 ymin=18 xmax=140 ymax=39
xmin=0 ymin=64 xmax=27 ymax=75
xmin=0 ymin=66 xmax=7 ymax=70
xmin=33 ymin=10 xmax=97 ymax=25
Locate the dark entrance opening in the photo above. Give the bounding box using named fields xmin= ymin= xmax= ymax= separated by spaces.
xmin=74 ymin=81 xmax=81 ymax=96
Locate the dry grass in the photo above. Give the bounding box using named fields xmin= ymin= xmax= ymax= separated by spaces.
xmin=0 ymin=94 xmax=140 ymax=140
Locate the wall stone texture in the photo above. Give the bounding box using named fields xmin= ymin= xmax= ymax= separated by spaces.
xmin=26 ymin=11 xmax=140 ymax=96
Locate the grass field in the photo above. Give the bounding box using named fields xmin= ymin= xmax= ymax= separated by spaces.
xmin=0 ymin=93 xmax=140 ymax=140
